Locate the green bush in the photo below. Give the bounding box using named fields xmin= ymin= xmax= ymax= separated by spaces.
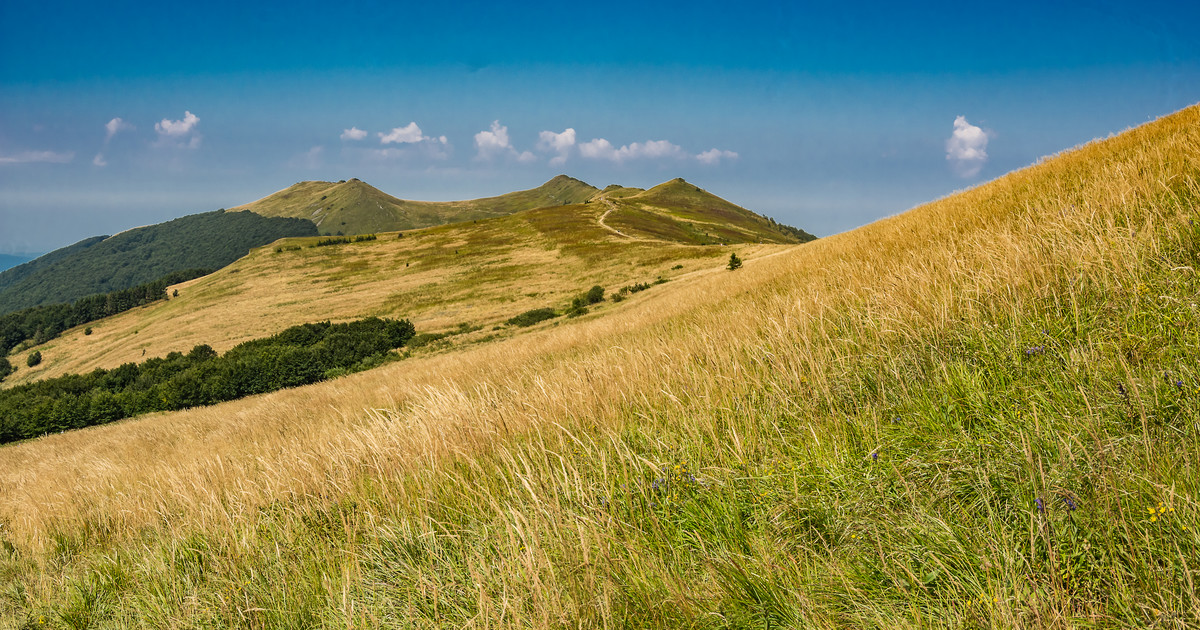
xmin=506 ymin=308 xmax=559 ymax=328
xmin=727 ymin=252 xmax=743 ymax=270
xmin=628 ymin=282 xmax=652 ymax=293
xmin=0 ymin=358 xmax=13 ymax=381
xmin=585 ymin=285 xmax=605 ymax=304
xmin=26 ymin=351 xmax=41 ymax=367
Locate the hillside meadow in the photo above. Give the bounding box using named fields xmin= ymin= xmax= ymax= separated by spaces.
xmin=6 ymin=195 xmax=790 ymax=387
xmin=229 ymin=175 xmax=600 ymax=236
xmin=1 ymin=105 xmax=1199 ymax=627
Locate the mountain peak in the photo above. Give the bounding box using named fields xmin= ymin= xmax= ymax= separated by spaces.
xmin=234 ymin=176 xmax=598 ymax=235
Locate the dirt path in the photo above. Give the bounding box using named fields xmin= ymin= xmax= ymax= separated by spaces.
xmin=596 ymin=199 xmax=630 ymax=238
xmin=596 ymin=198 xmax=668 ymax=243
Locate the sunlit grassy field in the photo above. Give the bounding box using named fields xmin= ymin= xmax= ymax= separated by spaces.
xmin=1 ymin=105 xmax=1198 ymax=628
xmin=7 ymin=195 xmax=791 ymax=387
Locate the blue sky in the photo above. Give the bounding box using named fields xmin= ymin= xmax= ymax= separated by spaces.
xmin=2 ymin=0 xmax=1198 ymax=255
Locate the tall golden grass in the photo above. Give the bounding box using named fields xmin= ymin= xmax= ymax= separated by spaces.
xmin=1 ymin=104 xmax=1197 ymax=626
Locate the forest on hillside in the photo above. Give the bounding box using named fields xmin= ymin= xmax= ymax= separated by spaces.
xmin=0 ymin=268 xmax=213 ymax=366
xmin=0 ymin=317 xmax=416 ymax=444
xmin=0 ymin=210 xmax=318 ymax=314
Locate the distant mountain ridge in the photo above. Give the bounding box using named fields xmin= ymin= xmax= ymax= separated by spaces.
xmin=0 ymin=211 xmax=317 ymax=315
xmin=7 ymin=174 xmax=821 ymax=385
xmin=0 ymin=254 xmax=39 ymax=274
xmin=233 ymin=175 xmax=599 ymax=235
xmin=0 ymin=175 xmax=814 ymax=322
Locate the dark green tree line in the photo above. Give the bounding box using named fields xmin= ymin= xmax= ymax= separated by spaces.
xmin=0 ymin=317 xmax=415 ymax=444
xmin=0 ymin=268 xmax=213 ymax=365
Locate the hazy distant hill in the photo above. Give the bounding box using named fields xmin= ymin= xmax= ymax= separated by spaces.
xmin=0 ymin=211 xmax=317 ymax=315
xmin=233 ymin=175 xmax=599 ymax=235
xmin=0 ymin=237 xmax=107 ymax=298
xmin=0 ymin=254 xmax=38 ymax=273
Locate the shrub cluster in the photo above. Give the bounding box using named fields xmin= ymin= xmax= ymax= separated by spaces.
xmin=611 ymin=280 xmax=659 ymax=302
xmin=0 ymin=268 xmax=212 ymax=369
xmin=506 ymin=308 xmax=559 ymax=327
xmin=0 ymin=317 xmax=415 ymax=444
xmin=566 ymin=285 xmax=605 ymax=317
xmin=407 ymin=322 xmax=483 ymax=349
xmin=313 ymin=234 xmax=377 ymax=247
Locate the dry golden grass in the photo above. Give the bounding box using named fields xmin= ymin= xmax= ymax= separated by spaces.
xmin=1 ymin=105 xmax=1197 ymax=627
xmin=7 ymin=201 xmax=787 ymax=386
xmin=4 ymin=105 xmax=1195 ymax=546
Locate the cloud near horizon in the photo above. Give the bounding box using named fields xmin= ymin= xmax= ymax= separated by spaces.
xmin=0 ymin=150 xmax=76 ymax=165
xmin=578 ymin=138 xmax=692 ymax=163
xmin=475 ymin=120 xmax=535 ymax=163
xmin=379 ymin=122 xmax=447 ymax=146
xmin=696 ymin=148 xmax=739 ymax=165
xmin=945 ymin=115 xmax=989 ymax=177
xmin=340 ymin=127 xmax=368 ymax=141
xmin=536 ymin=128 xmax=576 ymax=166
xmin=154 ymin=111 xmax=201 ymax=149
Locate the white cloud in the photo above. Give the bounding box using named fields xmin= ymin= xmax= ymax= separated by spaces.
xmin=0 ymin=150 xmax=75 ymax=164
xmin=628 ymin=140 xmax=687 ymax=159
xmin=379 ymin=122 xmax=428 ymax=144
xmin=696 ymin=148 xmax=738 ymax=165
xmin=154 ymin=111 xmax=201 ymax=149
xmin=155 ymin=111 xmax=199 ymax=136
xmin=537 ymin=128 xmax=576 ymax=166
xmin=945 ymin=115 xmax=989 ymax=177
xmin=579 ymin=138 xmax=618 ymax=161
xmin=475 ymin=120 xmax=537 ymax=163
xmin=104 ymin=117 xmax=133 ymax=142
xmin=93 ymin=153 xmax=107 ymax=167
xmin=340 ymin=127 xmax=367 ymax=141
xmin=579 ymin=138 xmax=687 ymax=163
xmin=474 ymin=120 xmax=510 ymax=158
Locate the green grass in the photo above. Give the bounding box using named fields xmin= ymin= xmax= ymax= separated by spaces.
xmin=12 ymin=203 xmax=1200 ymax=628
xmin=233 ymin=175 xmax=599 ymax=236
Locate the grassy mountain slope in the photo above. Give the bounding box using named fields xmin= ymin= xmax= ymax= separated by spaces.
xmin=4 ymin=185 xmax=795 ymax=386
xmin=596 ymin=178 xmax=817 ymax=244
xmin=233 ymin=175 xmax=598 ymax=235
xmin=0 ymin=212 xmax=317 ymax=315
xmin=2 ymin=106 xmax=1199 ymax=627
